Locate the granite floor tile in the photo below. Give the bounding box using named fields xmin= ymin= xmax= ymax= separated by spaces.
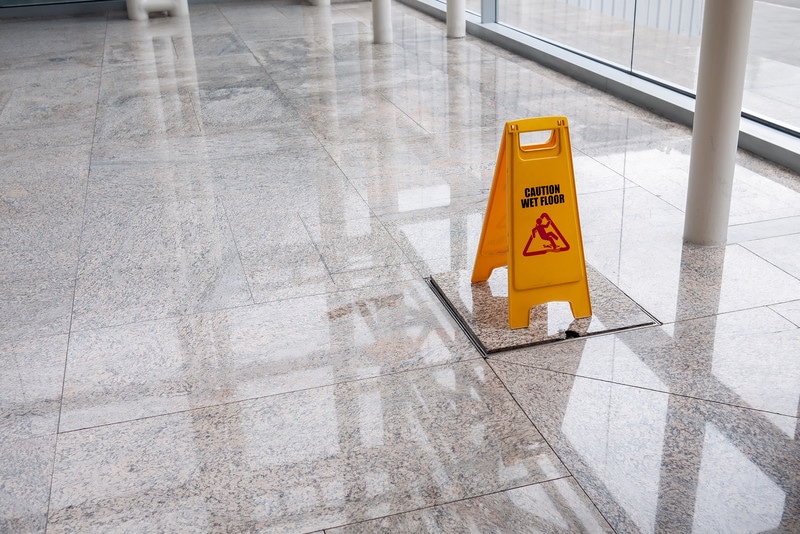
xmin=291 ymin=90 xmax=428 ymax=143
xmin=351 ymin=172 xmax=488 ymax=217
xmin=727 ymin=215 xmax=800 ymax=244
xmin=727 ymin=157 xmax=800 ymax=225
xmin=0 ymin=275 xmax=76 ymax=344
xmin=577 ymin=184 xmax=685 ymax=239
xmin=86 ymin=160 xmax=220 ymax=207
xmin=0 ymin=65 xmax=100 ymax=127
xmin=379 ymin=195 xmax=488 ymax=265
xmin=585 ymin=232 xmax=800 ymax=323
xmin=327 ymin=477 xmax=613 ymax=533
xmin=772 ymin=300 xmax=800 ymax=327
xmin=323 ymin=128 xmax=499 ymax=185
xmin=741 ymin=232 xmax=800 ymax=279
xmin=51 ymin=360 xmax=562 ymax=532
xmin=192 ymin=81 xmax=306 ymax=136
xmin=90 ymin=124 xmax=312 ymax=166
xmin=413 ymin=253 xmax=474 ymax=279
xmin=378 ymin=72 xmax=513 ymax=134
xmin=61 ymin=279 xmax=477 ymax=430
xmin=208 ymin=142 xmax=356 ymax=200
xmin=303 ymin=216 xmax=410 ymax=274
xmin=323 ymin=130 xmax=498 ymax=214
xmin=221 ymin=2 xmax=366 ymax=42
xmin=488 ymin=306 xmax=800 ymax=419
xmin=0 ymin=16 xmax=106 ymax=69
xmin=490 ymin=360 xmax=800 ymax=534
xmin=572 ymin=118 xmax=692 ymax=178
xmin=93 ymin=92 xmax=202 ymax=142
xmin=221 ymin=204 xmax=334 ymax=303
xmin=619 ymin=138 xmax=800 ymax=225
xmin=1 ymin=335 xmax=67 ymax=440
xmin=246 ymin=35 xmax=334 ymax=70
xmin=0 ymin=434 xmax=57 ymax=534
xmin=72 ymin=199 xmax=252 ymax=331
xmin=1 ymin=147 xmax=88 ymax=341
xmin=0 ymin=121 xmax=96 ymax=153
xmin=268 ymin=54 xmax=427 ymax=101
xmin=329 ymin=263 xmax=420 ymax=292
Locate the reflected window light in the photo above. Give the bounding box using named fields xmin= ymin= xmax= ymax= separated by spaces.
xmin=466 ymin=212 xmax=483 ymax=266
xmin=352 ymin=309 xmax=378 ymax=347
xmin=693 ymin=423 xmax=785 ymax=532
xmin=420 ymin=330 xmax=454 ymax=365
xmin=344 ymin=189 xmax=372 ymax=237
xmin=710 ymin=315 xmax=800 ymax=438
xmin=546 ymin=301 xmax=575 ymax=336
xmin=433 ymin=367 xmax=457 ymax=390
xmin=397 ymin=184 xmax=451 ymax=212
xmin=400 ymin=219 xmax=451 ymax=267
xmin=358 ymin=391 xmax=385 ymax=448
xmin=246 ymin=388 xmax=340 ymax=467
xmin=562 ymin=380 xmax=667 ymax=533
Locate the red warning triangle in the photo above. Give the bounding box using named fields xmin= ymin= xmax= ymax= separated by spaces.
xmin=522 ymin=212 xmax=570 ymax=256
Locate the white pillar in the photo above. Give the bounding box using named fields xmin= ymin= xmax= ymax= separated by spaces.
xmin=447 ymin=0 xmax=466 ymax=38
xmin=373 ymin=0 xmax=392 ymax=44
xmin=683 ymin=0 xmax=754 ymax=246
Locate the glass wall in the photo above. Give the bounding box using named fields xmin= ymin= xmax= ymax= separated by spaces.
xmin=497 ymin=0 xmax=635 ymax=69
xmin=467 ymin=0 xmax=481 ymax=14
xmin=745 ymin=1 xmax=800 ymax=132
xmin=489 ymin=0 xmax=800 ymax=136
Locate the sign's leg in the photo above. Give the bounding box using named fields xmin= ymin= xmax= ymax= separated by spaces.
xmin=471 ymin=134 xmax=508 ymax=283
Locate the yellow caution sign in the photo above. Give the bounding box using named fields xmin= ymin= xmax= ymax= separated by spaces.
xmin=472 ymin=116 xmax=591 ymax=329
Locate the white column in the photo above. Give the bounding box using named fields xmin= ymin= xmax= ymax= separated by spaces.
xmin=447 ymin=0 xmax=466 ymax=38
xmin=373 ymin=0 xmax=392 ymax=44
xmin=683 ymin=0 xmax=754 ymax=246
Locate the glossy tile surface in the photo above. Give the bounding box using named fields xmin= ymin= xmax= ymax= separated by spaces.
xmin=0 ymin=435 xmax=57 ymax=533
xmin=328 ymin=477 xmax=614 ymax=533
xmin=50 ymin=361 xmax=565 ymax=532
xmin=2 ymin=0 xmax=800 ymax=532
xmin=60 ymin=280 xmax=477 ymax=431
xmin=490 ymin=360 xmax=800 ymax=534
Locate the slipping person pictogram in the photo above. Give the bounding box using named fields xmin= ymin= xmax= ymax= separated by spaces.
xmin=522 ymin=213 xmax=570 ymax=256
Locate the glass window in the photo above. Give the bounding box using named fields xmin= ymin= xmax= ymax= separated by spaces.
xmin=743 ymin=0 xmax=800 ymax=133
xmin=438 ymin=0 xmax=482 ymax=16
xmin=631 ymin=0 xmax=703 ymax=93
xmin=497 ymin=0 xmax=635 ymax=69
xmin=495 ymin=0 xmax=800 ymax=136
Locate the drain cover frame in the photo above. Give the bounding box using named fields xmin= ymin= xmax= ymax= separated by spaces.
xmin=426 ymin=266 xmax=659 ymax=356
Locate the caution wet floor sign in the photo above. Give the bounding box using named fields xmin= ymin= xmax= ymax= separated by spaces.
xmin=472 ymin=117 xmax=592 ymax=329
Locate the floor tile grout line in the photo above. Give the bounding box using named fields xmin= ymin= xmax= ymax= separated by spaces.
xmin=317 ymin=475 xmax=575 ymax=533
xmin=54 ymin=354 xmax=484 ymax=437
xmin=487 ymin=355 xmax=800 ymax=422
xmin=738 ymin=240 xmax=800 ymax=283
xmin=216 ymin=196 xmax=257 ymax=305
xmin=45 ymin=10 xmax=113 ymax=530
xmin=65 ymin=271 xmax=462 ymax=337
xmin=297 ymin=209 xmax=338 ymax=285
xmin=480 ymin=358 xmax=619 ymax=532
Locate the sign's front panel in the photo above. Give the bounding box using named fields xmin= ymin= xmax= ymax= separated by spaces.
xmin=506 ymin=119 xmax=585 ymax=292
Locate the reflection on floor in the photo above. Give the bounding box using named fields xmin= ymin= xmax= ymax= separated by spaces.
xmin=1 ymin=1 xmax=799 ymax=532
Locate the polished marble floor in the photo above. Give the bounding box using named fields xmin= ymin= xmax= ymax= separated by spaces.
xmin=2 ymin=1 xmax=800 ymax=532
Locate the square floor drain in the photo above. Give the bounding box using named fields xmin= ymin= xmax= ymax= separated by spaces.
xmin=427 ymin=266 xmax=658 ymax=355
